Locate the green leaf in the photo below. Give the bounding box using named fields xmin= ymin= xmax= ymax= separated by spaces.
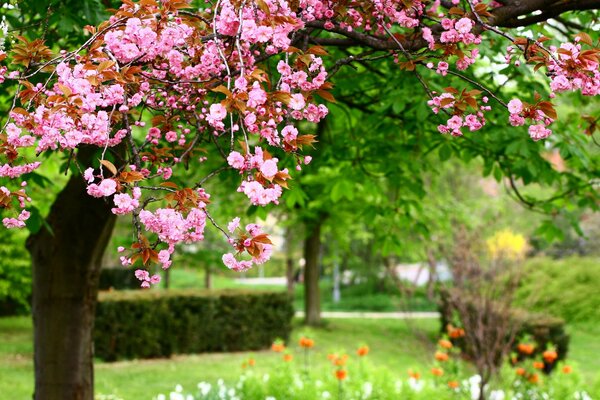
xmin=25 ymin=206 xmax=43 ymax=234
xmin=439 ymin=144 xmax=452 ymax=161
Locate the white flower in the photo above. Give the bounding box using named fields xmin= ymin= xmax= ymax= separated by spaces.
xmin=322 ymin=391 xmax=331 ymax=399
xmin=408 ymin=377 xmax=424 ymax=392
xmin=489 ymin=390 xmax=505 ymax=400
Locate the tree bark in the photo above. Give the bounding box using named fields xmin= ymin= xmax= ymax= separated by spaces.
xmin=303 ymin=220 xmax=322 ymax=326
xmin=204 ymin=264 xmax=212 ymax=289
xmin=26 ymin=168 xmax=117 ymax=400
xmin=164 ymin=267 xmax=171 ymax=289
xmin=285 ymin=226 xmax=295 ymax=297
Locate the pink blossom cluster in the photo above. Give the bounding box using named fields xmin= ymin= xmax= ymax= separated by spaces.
xmin=548 ymin=42 xmax=600 ymax=96
xmin=134 ymin=269 xmax=161 ymax=288
xmin=222 ymin=220 xmax=273 ymax=271
xmin=228 ymin=147 xmax=288 ymax=206
xmin=2 ymin=207 xmax=30 ymax=229
xmin=507 ymin=99 xmax=553 ymax=141
xmin=112 ymin=188 xmax=142 ymax=215
xmin=439 ymin=18 xmax=480 ymax=46
xmin=104 ymin=17 xmax=193 ymax=64
xmin=138 ymin=206 xmax=207 ymax=247
xmin=428 ymin=92 xmax=489 ymax=136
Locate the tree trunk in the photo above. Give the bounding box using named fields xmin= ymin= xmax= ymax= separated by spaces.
xmin=204 ymin=265 xmax=212 ymax=289
xmin=303 ymin=220 xmax=322 ymax=326
xmin=26 ymin=169 xmax=117 ymax=400
xmin=285 ymin=226 xmax=295 ymax=297
xmin=164 ymin=267 xmax=171 ymax=289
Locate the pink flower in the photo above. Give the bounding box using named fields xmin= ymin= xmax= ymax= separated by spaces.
xmin=227 ymin=151 xmax=246 ymax=170
xmin=447 ymin=115 xmax=463 ymax=130
xmin=227 ymin=217 xmax=240 ymax=233
xmin=455 ymin=18 xmax=473 ymax=34
xmin=260 ymin=159 xmax=278 ymax=179
xmin=84 ymin=168 xmax=95 ymax=183
xmin=436 ymin=61 xmax=449 ymax=76
xmin=289 ymin=93 xmax=306 ymax=110
xmin=165 ymin=131 xmax=177 ymax=142
xmin=528 ymin=124 xmax=552 ymax=141
xmin=135 ymin=269 xmax=150 ymax=281
xmin=422 ymin=27 xmax=435 ymax=50
xmin=149 ymin=274 xmax=161 ymax=284
xmin=507 ymin=99 xmax=523 ymax=114
xmin=87 ymin=179 xmax=117 ymax=198
xmin=112 ymin=193 xmax=139 ymax=215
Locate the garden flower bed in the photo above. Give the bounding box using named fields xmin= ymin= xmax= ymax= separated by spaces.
xmin=151 ymin=336 xmax=593 ymax=400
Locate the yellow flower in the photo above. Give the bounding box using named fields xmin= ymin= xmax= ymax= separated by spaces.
xmin=487 ymin=229 xmax=528 ymax=261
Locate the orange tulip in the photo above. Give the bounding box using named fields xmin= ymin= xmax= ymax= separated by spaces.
xmin=533 ymin=361 xmax=545 ymax=370
xmin=283 ymin=353 xmax=293 ymax=362
xmin=408 ymin=370 xmax=421 ymax=380
xmin=447 ymin=324 xmax=465 ymax=339
xmin=335 ymin=369 xmax=348 ymax=380
xmin=328 ymin=353 xmax=348 ymax=366
xmin=542 ymin=350 xmax=557 ymax=363
xmin=562 ymin=365 xmax=572 ymax=374
xmin=431 ymin=367 xmax=444 ymax=377
xmin=448 ymin=381 xmax=460 ymax=389
xmin=517 ymin=343 xmax=535 ymax=355
xmin=515 ymin=367 xmax=526 ymax=376
xmin=299 ymin=337 xmax=315 ymax=348
xmin=438 ymin=339 xmax=453 ymax=349
xmin=435 ymin=351 xmax=449 ymax=362
xmin=271 ymin=343 xmax=285 ymax=352
xmin=528 ymin=373 xmax=539 ymax=384
xmin=357 ymin=345 xmax=370 ymax=356
xmin=248 ymin=358 xmax=255 ymax=367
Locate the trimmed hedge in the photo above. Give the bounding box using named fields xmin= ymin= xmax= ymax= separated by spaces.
xmin=439 ymin=293 xmax=569 ymax=373
xmin=94 ymin=289 xmax=294 ymax=361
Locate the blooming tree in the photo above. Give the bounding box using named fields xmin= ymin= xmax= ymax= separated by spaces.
xmin=0 ymin=0 xmax=599 ymax=398
xmin=0 ymin=0 xmax=599 ymax=283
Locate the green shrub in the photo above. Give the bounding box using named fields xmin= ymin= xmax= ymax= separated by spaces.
xmin=94 ymin=289 xmax=294 ymax=361
xmin=514 ymin=256 xmax=600 ymax=323
xmin=0 ymin=228 xmax=31 ymax=316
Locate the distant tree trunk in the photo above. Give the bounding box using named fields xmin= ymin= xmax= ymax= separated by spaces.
xmin=285 ymin=226 xmax=295 ymax=296
xmin=304 ymin=219 xmax=322 ymax=326
xmin=204 ymin=265 xmax=212 ymax=289
xmin=164 ymin=267 xmax=171 ymax=289
xmin=425 ymin=248 xmax=438 ymax=301
xmin=26 ymin=169 xmax=116 ymax=400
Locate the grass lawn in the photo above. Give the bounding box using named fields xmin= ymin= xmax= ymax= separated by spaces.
xmin=0 ymin=316 xmax=440 ymax=399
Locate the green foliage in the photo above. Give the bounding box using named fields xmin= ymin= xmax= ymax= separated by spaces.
xmin=514 ymin=257 xmax=600 ymax=323
xmin=98 ymin=268 xmax=139 ymax=291
xmin=0 ymin=228 xmax=31 ymax=316
xmin=94 ymin=289 xmax=294 ymax=361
